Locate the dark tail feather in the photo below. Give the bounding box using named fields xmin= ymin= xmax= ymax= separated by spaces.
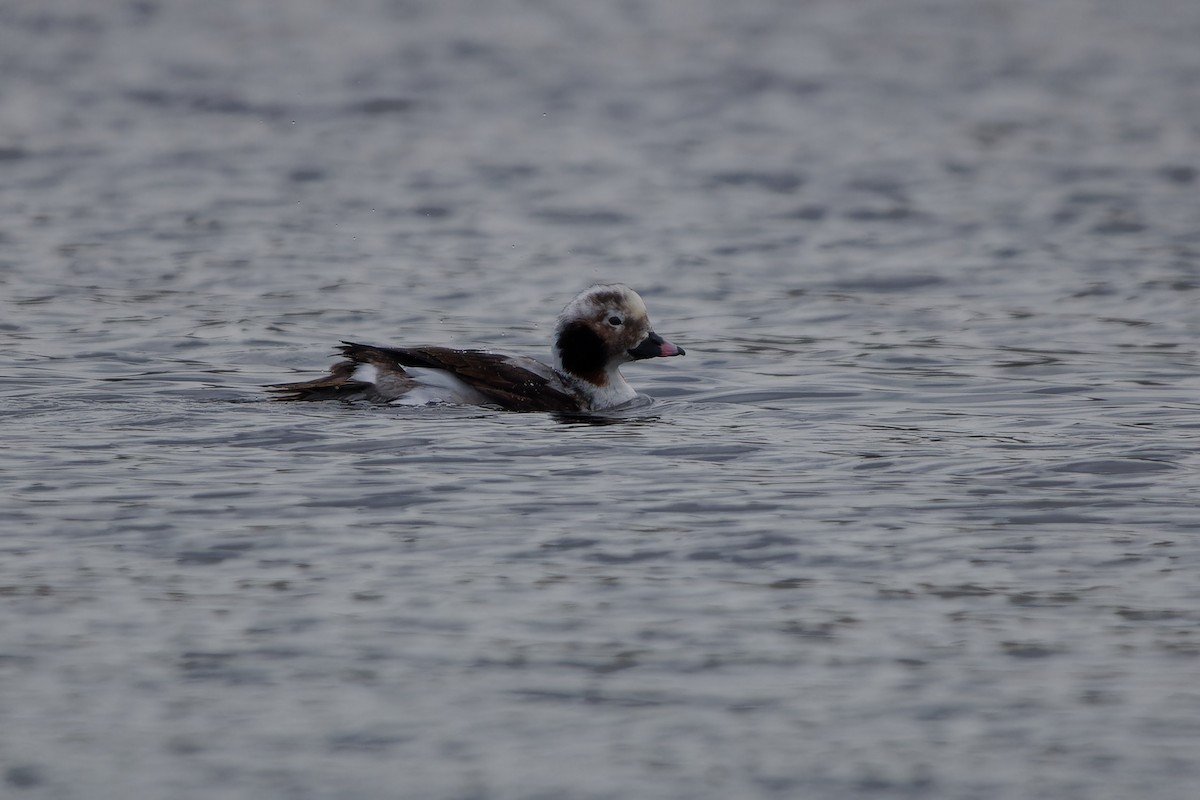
xmin=266 ymin=359 xmax=370 ymax=401
xmin=267 ymin=342 xmax=419 ymax=402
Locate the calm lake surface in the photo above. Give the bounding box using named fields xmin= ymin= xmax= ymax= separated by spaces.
xmin=3 ymin=1 xmax=1200 ymax=798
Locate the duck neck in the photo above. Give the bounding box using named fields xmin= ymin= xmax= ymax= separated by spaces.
xmin=560 ymin=364 xmax=637 ymax=410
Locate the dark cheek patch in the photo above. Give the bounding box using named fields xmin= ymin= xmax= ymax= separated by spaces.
xmin=556 ymin=321 xmax=608 ymax=384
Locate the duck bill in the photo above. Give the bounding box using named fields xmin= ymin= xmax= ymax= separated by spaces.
xmin=628 ymin=331 xmax=685 ymax=360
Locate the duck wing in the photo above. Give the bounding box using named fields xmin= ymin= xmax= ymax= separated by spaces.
xmin=336 ymin=342 xmax=583 ymax=412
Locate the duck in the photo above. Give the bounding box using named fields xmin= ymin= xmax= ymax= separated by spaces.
xmin=268 ymin=284 xmax=685 ymax=412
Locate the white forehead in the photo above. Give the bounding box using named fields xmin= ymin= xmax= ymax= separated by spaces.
xmin=559 ymin=283 xmax=647 ymax=321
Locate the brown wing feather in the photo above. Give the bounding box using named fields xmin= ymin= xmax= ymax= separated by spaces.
xmin=269 ymin=342 xmax=583 ymax=410
xmin=336 ymin=342 xmax=583 ymax=412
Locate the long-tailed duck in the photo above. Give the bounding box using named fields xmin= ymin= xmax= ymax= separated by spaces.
xmin=268 ymin=284 xmax=684 ymax=412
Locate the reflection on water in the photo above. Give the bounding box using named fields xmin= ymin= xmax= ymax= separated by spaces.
xmin=3 ymin=0 xmax=1200 ymax=798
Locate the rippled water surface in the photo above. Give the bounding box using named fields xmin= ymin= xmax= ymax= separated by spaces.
xmin=3 ymin=1 xmax=1200 ymax=798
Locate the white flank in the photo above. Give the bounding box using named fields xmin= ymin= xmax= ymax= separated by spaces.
xmin=390 ymin=367 xmax=492 ymax=406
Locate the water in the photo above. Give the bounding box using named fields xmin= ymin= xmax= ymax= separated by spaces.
xmin=3 ymin=1 xmax=1200 ymax=798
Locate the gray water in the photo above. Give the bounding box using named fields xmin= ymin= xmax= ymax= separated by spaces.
xmin=3 ymin=1 xmax=1200 ymax=798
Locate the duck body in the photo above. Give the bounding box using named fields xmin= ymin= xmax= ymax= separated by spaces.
xmin=268 ymin=284 xmax=684 ymax=412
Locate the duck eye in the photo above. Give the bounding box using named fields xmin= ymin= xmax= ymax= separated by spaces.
xmin=608 ymin=315 xmax=623 ymax=326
